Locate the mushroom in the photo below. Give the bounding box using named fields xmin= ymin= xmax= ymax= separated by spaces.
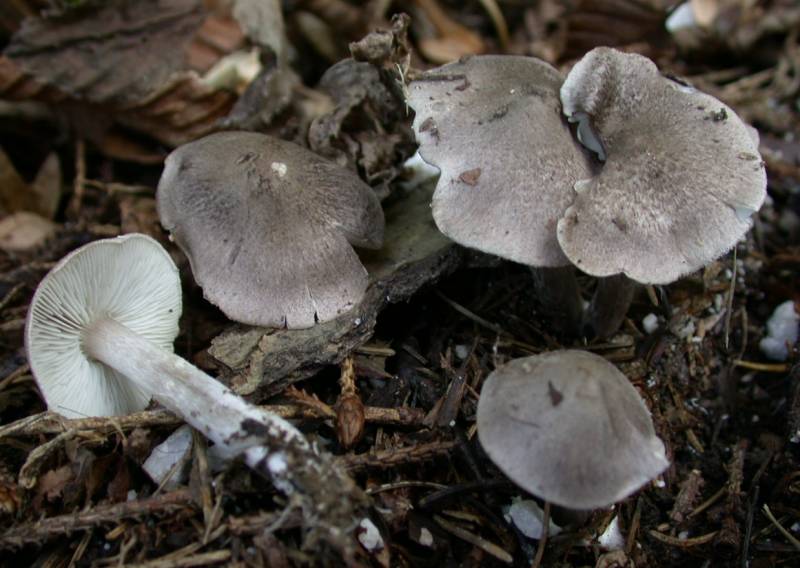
xmin=157 ymin=131 xmax=385 ymax=329
xmin=407 ymin=55 xmax=593 ymax=334
xmin=477 ymin=349 xmax=669 ymax=509
xmin=25 ymin=234 xmax=366 ymax=552
xmin=409 ymin=49 xmax=766 ymax=339
xmin=558 ymin=47 xmax=766 ymax=337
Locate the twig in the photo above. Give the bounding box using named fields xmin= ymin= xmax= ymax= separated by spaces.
xmin=341 ymin=440 xmax=456 ymax=472
xmin=68 ymin=138 xmax=86 ymax=217
xmin=436 ymin=291 xmax=507 ymax=335
xmin=0 ymin=403 xmax=426 ymax=440
xmin=0 ymin=363 xmax=30 ymax=393
xmin=762 ymin=504 xmax=800 ymax=552
xmin=648 ymin=530 xmax=718 ymax=547
xmin=733 ymin=360 xmax=790 ymax=373
xmin=724 ymin=247 xmax=737 ymax=350
xmin=531 ymin=501 xmax=550 ymax=568
xmin=476 ymin=0 xmax=509 ymax=49
xmin=434 ymin=514 xmax=513 ymax=564
xmin=124 ymin=550 xmax=232 ymax=568
xmin=0 ymin=489 xmax=193 ymax=548
xmin=688 ymin=486 xmax=726 ymax=519
xmin=626 ymin=498 xmax=643 ymax=554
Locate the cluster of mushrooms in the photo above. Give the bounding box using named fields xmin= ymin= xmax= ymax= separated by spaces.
xmin=24 ymin=47 xmax=767 ymax=545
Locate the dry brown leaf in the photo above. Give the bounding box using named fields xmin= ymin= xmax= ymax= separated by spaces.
xmin=35 ymin=464 xmax=73 ymax=504
xmin=31 ymin=152 xmax=61 ymax=219
xmin=414 ymin=0 xmax=485 ymax=63
xmin=0 ymin=2 xmax=244 ymax=155
xmin=118 ymin=196 xmax=163 ymax=241
xmin=0 ymin=146 xmax=36 ymax=214
xmin=5 ymin=0 xmax=206 ymax=105
xmin=0 ymin=211 xmax=55 ymax=252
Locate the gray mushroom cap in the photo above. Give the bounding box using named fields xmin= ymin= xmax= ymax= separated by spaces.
xmin=477 ymin=350 xmax=669 ymax=509
xmin=558 ymin=47 xmax=767 ymax=284
xmin=25 ymin=234 xmax=181 ymax=418
xmin=157 ymin=131 xmax=385 ymax=329
xmin=408 ymin=55 xmax=593 ymax=267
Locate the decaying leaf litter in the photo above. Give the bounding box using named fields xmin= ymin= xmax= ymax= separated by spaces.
xmin=0 ymin=0 xmax=799 ymax=566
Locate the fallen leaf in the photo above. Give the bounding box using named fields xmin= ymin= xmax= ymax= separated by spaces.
xmin=0 ymin=211 xmax=56 ymax=252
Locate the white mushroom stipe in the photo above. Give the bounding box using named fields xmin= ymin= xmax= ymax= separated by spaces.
xmin=25 ymin=234 xmax=368 ymax=553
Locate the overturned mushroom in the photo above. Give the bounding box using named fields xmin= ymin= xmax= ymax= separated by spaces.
xmin=25 ymin=234 xmax=367 ymax=555
xmin=408 ymin=55 xmax=593 ymax=333
xmin=157 ymin=131 xmax=384 ymax=329
xmin=477 ymin=350 xmax=669 ymax=509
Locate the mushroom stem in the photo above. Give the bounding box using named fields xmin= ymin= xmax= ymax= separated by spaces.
xmin=531 ymin=266 xmax=583 ymax=336
xmin=583 ymin=274 xmax=637 ymax=339
xmin=82 ymin=318 xmax=367 ymax=553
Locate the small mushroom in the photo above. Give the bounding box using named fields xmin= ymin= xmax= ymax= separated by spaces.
xmin=477 ymin=350 xmax=668 ymax=509
xmin=157 ymin=131 xmax=385 ymax=329
xmin=25 ymin=234 xmax=367 ymax=551
xmin=408 ymin=55 xmax=593 ymax=333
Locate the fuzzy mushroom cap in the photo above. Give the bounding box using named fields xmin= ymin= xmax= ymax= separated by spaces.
xmin=477 ymin=350 xmax=669 ymax=509
xmin=25 ymin=234 xmax=182 ymax=418
xmin=558 ymin=47 xmax=767 ymax=284
xmin=408 ymin=55 xmax=593 ymax=267
xmin=157 ymin=131 xmax=385 ymax=329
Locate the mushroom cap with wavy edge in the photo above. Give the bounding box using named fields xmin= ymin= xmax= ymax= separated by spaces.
xmin=558 ymin=47 xmax=767 ymax=285
xmin=408 ymin=55 xmax=593 ymax=267
xmin=157 ymin=131 xmax=385 ymax=329
xmin=477 ymin=350 xmax=669 ymax=509
xmin=25 ymin=234 xmax=181 ymax=418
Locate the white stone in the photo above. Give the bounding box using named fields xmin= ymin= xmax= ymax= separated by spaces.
xmin=642 ymin=313 xmax=659 ymax=334
xmin=597 ymin=515 xmax=625 ymax=551
xmin=504 ymin=498 xmax=561 ymax=540
xmin=358 ymin=518 xmax=384 ymax=551
xmin=143 ymin=425 xmax=193 ymax=489
xmin=759 ymin=300 xmax=799 ymax=361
